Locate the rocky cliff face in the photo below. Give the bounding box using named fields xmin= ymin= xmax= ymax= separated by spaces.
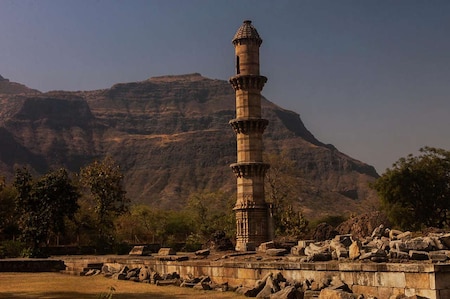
xmin=0 ymin=75 xmax=40 ymax=95
xmin=0 ymin=73 xmax=379 ymax=219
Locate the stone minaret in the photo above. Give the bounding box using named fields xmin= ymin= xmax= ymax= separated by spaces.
xmin=229 ymin=20 xmax=271 ymax=251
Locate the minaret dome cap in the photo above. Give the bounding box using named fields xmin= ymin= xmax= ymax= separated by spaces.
xmin=232 ymin=20 xmax=262 ymax=45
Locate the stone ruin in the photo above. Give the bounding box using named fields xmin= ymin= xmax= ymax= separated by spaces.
xmin=75 ymin=222 xmax=450 ymax=299
xmin=285 ymin=226 xmax=450 ymax=264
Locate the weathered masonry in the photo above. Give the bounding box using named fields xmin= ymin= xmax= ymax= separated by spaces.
xmin=62 ymin=256 xmax=450 ymax=299
xmin=229 ymin=20 xmax=272 ymax=252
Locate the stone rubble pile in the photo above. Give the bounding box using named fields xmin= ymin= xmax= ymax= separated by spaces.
xmin=288 ymin=226 xmax=450 ymax=263
xmin=234 ymin=271 xmax=364 ymax=298
xmin=81 ymin=262 xmax=428 ymax=299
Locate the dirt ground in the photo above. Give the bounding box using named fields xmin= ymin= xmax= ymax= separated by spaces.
xmin=0 ymin=272 xmax=244 ymax=299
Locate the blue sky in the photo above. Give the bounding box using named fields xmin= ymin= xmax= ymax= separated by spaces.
xmin=1 ymin=0 xmax=449 ymax=173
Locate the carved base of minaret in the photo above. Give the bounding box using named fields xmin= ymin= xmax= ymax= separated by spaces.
xmin=234 ymin=204 xmax=270 ymax=251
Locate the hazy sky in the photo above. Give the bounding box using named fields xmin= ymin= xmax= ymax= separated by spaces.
xmin=1 ymin=0 xmax=449 ymax=174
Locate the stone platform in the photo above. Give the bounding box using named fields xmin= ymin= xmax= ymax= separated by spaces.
xmin=60 ymin=254 xmax=450 ymax=299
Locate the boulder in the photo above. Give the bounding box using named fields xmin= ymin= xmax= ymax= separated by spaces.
xmin=349 ymin=240 xmax=362 ymax=260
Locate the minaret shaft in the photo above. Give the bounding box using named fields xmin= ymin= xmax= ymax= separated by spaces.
xmin=229 ymin=20 xmax=271 ymax=251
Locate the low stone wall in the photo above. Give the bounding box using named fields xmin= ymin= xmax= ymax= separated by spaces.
xmin=0 ymin=258 xmax=66 ymax=272
xmin=61 ymin=255 xmax=450 ymax=299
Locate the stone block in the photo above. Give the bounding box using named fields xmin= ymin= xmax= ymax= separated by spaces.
xmin=291 ymin=246 xmax=305 ymax=256
xmin=439 ymin=233 xmax=450 ymax=249
xmin=409 ymin=250 xmax=429 ymax=260
xmin=351 ymin=285 xmax=378 ymax=297
xmin=237 ymin=268 xmax=258 ymax=280
xmin=374 ymin=272 xmax=406 ymax=288
xmin=428 ymin=252 xmax=448 ymax=262
xmin=334 ymin=234 xmax=353 ymax=247
xmin=338 ymin=263 xmax=361 ymax=272
xmin=195 ymin=249 xmax=210 ymax=256
xmin=298 ymin=240 xmax=315 ymax=248
xmin=158 ymin=248 xmax=176 ymax=256
xmin=354 ymin=272 xmax=376 ymax=287
xmin=405 ymin=238 xmax=433 ymax=251
xmin=405 ymin=272 xmax=432 ymax=289
xmin=389 ymin=229 xmax=404 ymax=240
xmin=129 ymin=245 xmax=152 ymax=256
xmin=405 ymin=288 xmax=437 ymax=299
xmin=397 ymin=231 xmax=412 ymax=241
xmin=339 ymin=272 xmax=354 ymax=286
xmin=257 ymin=241 xmax=275 ymax=253
xmin=390 ymin=249 xmax=410 ymax=260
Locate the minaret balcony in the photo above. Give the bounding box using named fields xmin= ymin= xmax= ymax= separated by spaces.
xmin=230 ymin=162 xmax=270 ymax=178
xmin=229 ymin=118 xmax=268 ymax=134
xmin=229 ymin=75 xmax=267 ymax=91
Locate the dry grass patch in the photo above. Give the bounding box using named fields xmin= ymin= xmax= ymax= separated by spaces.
xmin=0 ymin=273 xmax=244 ymax=299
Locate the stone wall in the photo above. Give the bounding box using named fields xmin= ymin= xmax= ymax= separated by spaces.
xmin=62 ymin=256 xmax=450 ymax=299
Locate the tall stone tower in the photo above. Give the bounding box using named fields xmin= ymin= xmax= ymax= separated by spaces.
xmin=229 ymin=20 xmax=271 ymax=251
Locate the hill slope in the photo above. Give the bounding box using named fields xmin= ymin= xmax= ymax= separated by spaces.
xmin=0 ymin=73 xmax=379 ymax=219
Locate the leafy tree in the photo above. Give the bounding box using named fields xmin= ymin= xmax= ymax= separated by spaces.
xmin=277 ymin=204 xmax=309 ymax=238
xmin=0 ymin=177 xmax=19 ymax=240
xmin=13 ymin=168 xmax=80 ymax=255
xmin=187 ymin=191 xmax=235 ymax=241
xmin=79 ymin=157 xmax=129 ymax=249
xmin=265 ymin=153 xmax=309 ymax=238
xmin=116 ymin=205 xmax=170 ymax=244
xmin=372 ymin=147 xmax=450 ymax=230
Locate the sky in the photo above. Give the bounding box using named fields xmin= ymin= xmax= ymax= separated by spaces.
xmin=1 ymin=0 xmax=449 ymax=174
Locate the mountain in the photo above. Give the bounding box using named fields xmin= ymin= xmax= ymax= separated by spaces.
xmin=0 ymin=75 xmax=40 ymax=95
xmin=0 ymin=73 xmax=379 ymax=219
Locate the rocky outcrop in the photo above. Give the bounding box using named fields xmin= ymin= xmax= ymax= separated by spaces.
xmin=0 ymin=75 xmax=40 ymax=95
xmin=0 ymin=73 xmax=379 ymax=219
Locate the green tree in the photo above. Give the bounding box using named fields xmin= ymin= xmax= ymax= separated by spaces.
xmin=13 ymin=168 xmax=80 ymax=255
xmin=372 ymin=147 xmax=450 ymax=230
xmin=187 ymin=191 xmax=235 ymax=241
xmin=0 ymin=177 xmax=19 ymax=240
xmin=265 ymin=153 xmax=309 ymax=238
xmin=79 ymin=157 xmax=129 ymax=250
xmin=116 ymin=205 xmax=169 ymax=244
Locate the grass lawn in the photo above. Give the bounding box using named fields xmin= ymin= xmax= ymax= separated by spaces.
xmin=0 ymin=273 xmax=245 ymax=299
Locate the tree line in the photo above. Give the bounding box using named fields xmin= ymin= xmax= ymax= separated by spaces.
xmin=2 ymin=147 xmax=447 ymax=257
xmin=0 ymin=154 xmax=311 ymax=257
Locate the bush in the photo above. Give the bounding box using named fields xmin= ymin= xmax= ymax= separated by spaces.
xmin=0 ymin=240 xmax=26 ymax=258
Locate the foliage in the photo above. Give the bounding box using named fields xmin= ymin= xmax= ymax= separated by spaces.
xmin=13 ymin=168 xmax=80 ymax=255
xmin=98 ymin=286 xmax=115 ymax=299
xmin=372 ymin=147 xmax=450 ymax=230
xmin=265 ymin=153 xmax=309 ymax=238
xmin=79 ymin=157 xmax=130 ymax=251
xmin=0 ymin=240 xmax=26 ymax=258
xmin=187 ymin=191 xmax=235 ymax=241
xmin=277 ymin=204 xmax=309 ymax=238
xmin=116 ymin=205 xmax=194 ymax=247
xmin=0 ymin=179 xmax=19 ymax=240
